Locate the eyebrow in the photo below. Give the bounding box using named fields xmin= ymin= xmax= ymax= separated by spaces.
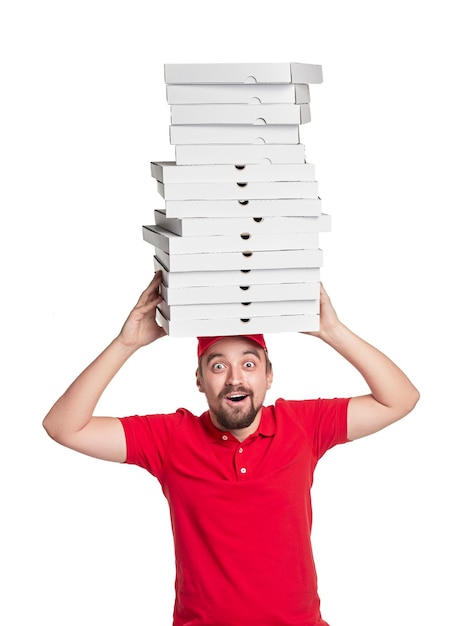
xmin=205 ymin=349 xmax=262 ymax=366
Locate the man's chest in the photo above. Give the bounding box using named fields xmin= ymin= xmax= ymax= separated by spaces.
xmin=160 ymin=427 xmax=316 ymax=511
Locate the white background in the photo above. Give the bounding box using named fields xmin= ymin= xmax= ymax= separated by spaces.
xmin=1 ymin=1 xmax=471 ymax=624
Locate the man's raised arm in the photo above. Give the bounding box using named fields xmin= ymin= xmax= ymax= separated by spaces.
xmin=42 ymin=272 xmax=165 ymax=462
xmin=305 ymin=285 xmax=420 ymax=441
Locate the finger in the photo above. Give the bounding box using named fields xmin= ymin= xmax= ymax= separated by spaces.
xmin=144 ymin=270 xmax=162 ymax=290
xmin=138 ymin=293 xmax=163 ymax=313
xmin=147 ymin=270 xmax=162 ymax=289
xmin=136 ymin=271 xmax=163 ymax=305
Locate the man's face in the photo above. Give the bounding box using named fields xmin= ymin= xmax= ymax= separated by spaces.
xmin=196 ymin=336 xmax=273 ymax=433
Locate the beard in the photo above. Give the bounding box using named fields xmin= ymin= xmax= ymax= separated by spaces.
xmin=212 ymin=385 xmax=261 ymax=431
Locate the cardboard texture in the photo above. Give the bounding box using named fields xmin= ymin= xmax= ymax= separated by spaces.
xmin=174 ymin=144 xmax=307 ymax=165
xmin=143 ymin=61 xmax=328 ymax=336
xmin=156 ymin=309 xmax=320 ymax=337
xmin=153 ymin=246 xmax=324 ymax=272
xmin=166 ymin=83 xmax=310 ymax=105
xmin=169 ymin=103 xmax=311 ymax=125
xmin=151 ymin=161 xmax=315 ymax=183
xmin=159 ymin=298 xmax=319 ymax=321
xmin=161 ymin=281 xmax=320 ymax=305
xmin=154 ymin=256 xmax=321 ymax=288
xmin=169 ymin=124 xmax=300 ymax=145
xmin=161 ymin=198 xmax=322 ymax=218
xmin=157 ymin=180 xmax=318 ymax=201
xmin=154 ymin=210 xmax=327 ymax=237
xmin=164 ymin=62 xmax=323 ymax=85
xmin=143 ymin=224 xmax=320 ymax=254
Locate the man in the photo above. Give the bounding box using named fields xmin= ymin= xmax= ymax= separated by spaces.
xmin=43 ymin=271 xmax=419 ymax=626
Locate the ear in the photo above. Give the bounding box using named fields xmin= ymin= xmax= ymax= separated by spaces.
xmin=196 ymin=368 xmax=205 ymax=393
xmin=266 ymin=368 xmax=273 ymax=390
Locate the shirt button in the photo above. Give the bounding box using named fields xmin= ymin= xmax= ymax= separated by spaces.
xmin=238 ymin=447 xmax=243 ymax=453
xmin=240 ymin=468 xmax=247 ymax=474
xmin=221 ymin=435 xmax=228 ymax=441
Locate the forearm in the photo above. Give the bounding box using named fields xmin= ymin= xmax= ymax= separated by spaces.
xmin=43 ymin=337 xmax=137 ymax=440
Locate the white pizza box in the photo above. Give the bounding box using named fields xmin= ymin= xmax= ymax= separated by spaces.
xmin=161 ymin=281 xmax=320 ymax=305
xmin=164 ymin=62 xmax=323 ymax=85
xmin=166 ymin=83 xmax=310 ymax=105
xmin=175 ymin=144 xmax=306 ymax=165
xmin=162 ymin=197 xmax=322 ymax=218
xmin=156 ymin=308 xmax=320 ymax=337
xmin=153 ymin=246 xmax=324 ymax=272
xmin=154 ymin=256 xmax=321 ymax=288
xmin=159 ymin=298 xmax=319 ymax=321
xmin=151 ymin=161 xmax=315 ymax=183
xmin=154 ymin=210 xmax=329 ymax=237
xmin=170 ymin=124 xmax=300 ymax=145
xmin=157 ymin=180 xmax=318 ymax=201
xmin=143 ymin=224 xmax=319 ymax=254
xmin=169 ymin=103 xmax=311 ymax=125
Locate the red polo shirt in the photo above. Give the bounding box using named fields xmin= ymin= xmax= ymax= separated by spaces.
xmin=120 ymin=397 xmax=350 ymax=626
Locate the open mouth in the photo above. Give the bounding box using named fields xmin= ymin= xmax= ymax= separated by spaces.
xmin=226 ymin=393 xmax=249 ymax=403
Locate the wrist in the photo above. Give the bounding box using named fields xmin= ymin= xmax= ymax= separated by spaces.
xmin=317 ymin=319 xmax=349 ymax=346
xmin=112 ymin=335 xmax=141 ymax=357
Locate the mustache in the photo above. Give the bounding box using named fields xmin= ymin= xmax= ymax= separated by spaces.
xmin=218 ymin=385 xmax=253 ymax=400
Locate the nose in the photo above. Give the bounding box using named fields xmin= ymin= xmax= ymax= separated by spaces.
xmin=225 ymin=364 xmax=243 ymax=386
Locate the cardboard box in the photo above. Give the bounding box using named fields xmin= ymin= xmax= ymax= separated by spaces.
xmin=154 ymin=210 xmax=329 ymax=237
xmin=159 ymin=298 xmax=319 ymax=321
xmin=174 ymin=144 xmax=307 ymax=165
xmin=156 ymin=308 xmax=320 ymax=337
xmin=154 ymin=255 xmax=321 ymax=288
xmin=161 ymin=281 xmax=320 ymax=305
xmin=162 ymin=197 xmax=322 ymax=218
xmin=164 ymin=62 xmax=323 ymax=85
xmin=151 ymin=161 xmax=315 ymax=183
xmin=169 ymin=124 xmax=300 ymax=145
xmin=166 ymin=83 xmax=310 ymax=104
xmin=153 ymin=246 xmax=324 ymax=272
xmin=143 ymin=224 xmax=320 ymax=254
xmin=169 ymin=103 xmax=311 ymax=125
xmin=157 ymin=180 xmax=318 ymax=200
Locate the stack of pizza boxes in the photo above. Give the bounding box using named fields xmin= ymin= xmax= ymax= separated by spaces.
xmin=142 ymin=62 xmax=330 ymax=337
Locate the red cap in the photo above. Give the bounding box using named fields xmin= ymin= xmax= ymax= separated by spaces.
xmin=197 ymin=334 xmax=267 ymax=360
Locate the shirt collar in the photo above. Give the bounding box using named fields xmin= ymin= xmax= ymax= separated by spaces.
xmin=200 ymin=406 xmax=276 ymax=443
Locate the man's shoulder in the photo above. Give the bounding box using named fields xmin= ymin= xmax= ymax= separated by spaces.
xmin=268 ymin=397 xmax=350 ymax=424
xmin=120 ymin=407 xmax=205 ymax=432
xmin=120 ymin=408 xmax=210 ymax=450
xmin=270 ymin=397 xmax=319 ymax=412
xmin=262 ymin=398 xmax=318 ymax=428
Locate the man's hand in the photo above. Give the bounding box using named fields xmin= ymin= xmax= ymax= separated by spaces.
xmin=118 ymin=271 xmax=166 ymax=350
xmin=302 ymin=282 xmax=420 ymax=440
xmin=303 ymin=283 xmax=340 ymax=339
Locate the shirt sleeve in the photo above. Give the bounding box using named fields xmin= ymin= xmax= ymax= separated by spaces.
xmin=275 ymin=397 xmax=351 ymax=460
xmin=119 ymin=409 xmax=188 ymax=480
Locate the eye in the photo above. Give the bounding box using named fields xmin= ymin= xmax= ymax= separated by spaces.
xmin=212 ymin=363 xmax=225 ymax=371
xmin=243 ymin=361 xmax=256 ymax=368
